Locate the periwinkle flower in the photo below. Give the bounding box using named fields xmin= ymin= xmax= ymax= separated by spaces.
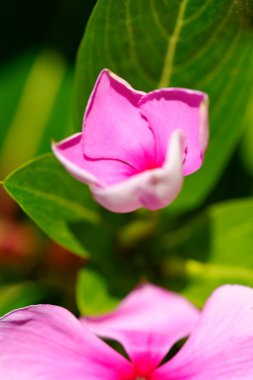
xmin=53 ymin=69 xmax=209 ymax=212
xmin=1 ymin=284 xmax=253 ymax=379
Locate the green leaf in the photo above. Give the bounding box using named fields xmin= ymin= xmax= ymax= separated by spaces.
xmin=76 ymin=268 xmax=119 ymax=315
xmin=161 ymin=198 xmax=253 ymax=306
xmin=74 ymin=0 xmax=253 ymax=212
xmin=0 ymin=51 xmax=35 ymax=147
xmin=0 ymin=50 xmax=74 ymax=179
xmin=240 ymin=90 xmax=253 ymax=175
xmin=3 ymin=154 xmax=101 ymax=257
xmin=0 ymin=282 xmax=43 ymax=317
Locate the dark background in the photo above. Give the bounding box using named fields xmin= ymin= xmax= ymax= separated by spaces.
xmin=1 ymin=0 xmax=96 ymax=64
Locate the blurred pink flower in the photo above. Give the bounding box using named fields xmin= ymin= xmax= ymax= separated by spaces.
xmin=53 ymin=69 xmax=208 ymax=212
xmin=1 ymin=284 xmax=253 ymax=379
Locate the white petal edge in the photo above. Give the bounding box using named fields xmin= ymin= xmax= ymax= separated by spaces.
xmin=91 ymin=129 xmax=185 ymax=213
xmin=52 ymin=133 xmax=103 ymax=186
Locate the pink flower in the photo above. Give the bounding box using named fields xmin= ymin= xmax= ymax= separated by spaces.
xmin=52 ymin=69 xmax=208 ymax=212
xmin=1 ymin=284 xmax=253 ymax=379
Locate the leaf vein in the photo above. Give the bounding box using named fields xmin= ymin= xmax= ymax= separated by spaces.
xmin=150 ymin=0 xmax=169 ymax=39
xmin=4 ymin=183 xmax=99 ymax=224
xmin=173 ymin=0 xmax=237 ymax=74
xmin=195 ymin=20 xmax=243 ymax=88
xmin=183 ymin=0 xmax=214 ymax=25
xmin=125 ymin=0 xmax=156 ymax=85
xmin=157 ymin=0 xmax=188 ymax=88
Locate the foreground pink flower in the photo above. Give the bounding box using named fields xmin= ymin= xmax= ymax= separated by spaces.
xmin=1 ymin=284 xmax=253 ymax=379
xmin=52 ymin=69 xmax=209 ymax=212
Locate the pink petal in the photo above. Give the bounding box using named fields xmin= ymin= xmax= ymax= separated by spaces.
xmin=91 ymin=130 xmax=185 ymax=212
xmin=0 ymin=305 xmax=134 ymax=380
xmin=52 ymin=133 xmax=137 ymax=186
xmin=139 ymin=88 xmax=209 ymax=176
xmin=52 ymin=70 xmax=209 ymax=213
xmin=82 ymin=284 xmax=199 ymax=377
xmin=82 ymin=69 xmax=156 ymax=172
xmin=153 ymin=285 xmax=253 ymax=380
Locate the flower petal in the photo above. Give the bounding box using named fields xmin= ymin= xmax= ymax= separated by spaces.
xmin=0 ymin=305 xmax=134 ymax=380
xmin=139 ymin=88 xmax=209 ymax=175
xmin=91 ymin=130 xmax=185 ymax=212
xmin=52 ymin=133 xmax=137 ymax=186
xmin=153 ymin=285 xmax=253 ymax=380
xmin=82 ymin=69 xmax=156 ymax=172
xmin=82 ymin=284 xmax=199 ymax=377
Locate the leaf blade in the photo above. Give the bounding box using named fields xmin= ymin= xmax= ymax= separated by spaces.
xmin=162 ymin=198 xmax=253 ymax=305
xmin=3 ymin=155 xmax=101 ymax=257
xmin=74 ymin=0 xmax=253 ymax=212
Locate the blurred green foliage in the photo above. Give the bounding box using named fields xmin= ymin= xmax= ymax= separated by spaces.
xmin=0 ymin=0 xmax=97 ymax=315
xmin=0 ymin=283 xmax=43 ymax=317
xmin=76 ymin=269 xmax=119 ymax=315
xmin=0 ymin=51 xmax=72 ymax=178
